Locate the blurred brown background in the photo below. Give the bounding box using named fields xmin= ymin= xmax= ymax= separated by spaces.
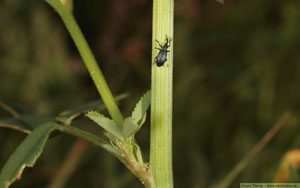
xmin=1 ymin=0 xmax=300 ymax=187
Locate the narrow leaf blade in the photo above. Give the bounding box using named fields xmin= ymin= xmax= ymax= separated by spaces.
xmin=0 ymin=122 xmax=55 ymax=188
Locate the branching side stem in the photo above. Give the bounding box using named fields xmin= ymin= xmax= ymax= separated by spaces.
xmin=45 ymin=0 xmax=124 ymax=126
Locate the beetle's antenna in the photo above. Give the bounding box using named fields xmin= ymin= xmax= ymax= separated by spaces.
xmin=155 ymin=40 xmax=163 ymax=48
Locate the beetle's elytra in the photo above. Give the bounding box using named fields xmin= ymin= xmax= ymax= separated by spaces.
xmin=154 ymin=38 xmax=171 ymax=67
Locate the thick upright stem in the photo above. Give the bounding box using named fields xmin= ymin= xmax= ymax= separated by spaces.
xmin=150 ymin=0 xmax=174 ymax=187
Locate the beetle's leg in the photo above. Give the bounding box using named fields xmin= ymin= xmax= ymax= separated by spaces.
xmin=155 ymin=47 xmax=162 ymax=50
xmin=167 ymin=39 xmax=172 ymax=47
xmin=153 ymin=56 xmax=157 ymax=65
xmin=167 ymin=38 xmax=172 ymax=47
xmin=155 ymin=40 xmax=163 ymax=48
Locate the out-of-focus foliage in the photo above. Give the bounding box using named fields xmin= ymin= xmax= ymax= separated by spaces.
xmin=0 ymin=0 xmax=300 ymax=187
xmin=274 ymin=149 xmax=300 ymax=183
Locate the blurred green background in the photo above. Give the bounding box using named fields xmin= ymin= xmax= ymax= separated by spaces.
xmin=1 ymin=0 xmax=300 ymax=187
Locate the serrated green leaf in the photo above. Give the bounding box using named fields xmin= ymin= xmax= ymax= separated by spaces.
xmin=0 ymin=122 xmax=55 ymax=188
xmin=131 ymin=90 xmax=151 ymax=126
xmin=86 ymin=111 xmax=124 ymax=141
xmin=123 ymin=117 xmax=140 ymax=138
xmin=139 ymin=113 xmax=147 ymax=128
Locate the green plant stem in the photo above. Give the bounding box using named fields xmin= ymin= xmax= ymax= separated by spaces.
xmin=54 ymin=124 xmax=107 ymax=149
xmin=45 ymin=0 xmax=124 ymax=126
xmin=150 ymin=0 xmax=174 ymax=187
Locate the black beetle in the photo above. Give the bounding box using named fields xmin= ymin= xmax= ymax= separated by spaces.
xmin=154 ymin=38 xmax=171 ymax=67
